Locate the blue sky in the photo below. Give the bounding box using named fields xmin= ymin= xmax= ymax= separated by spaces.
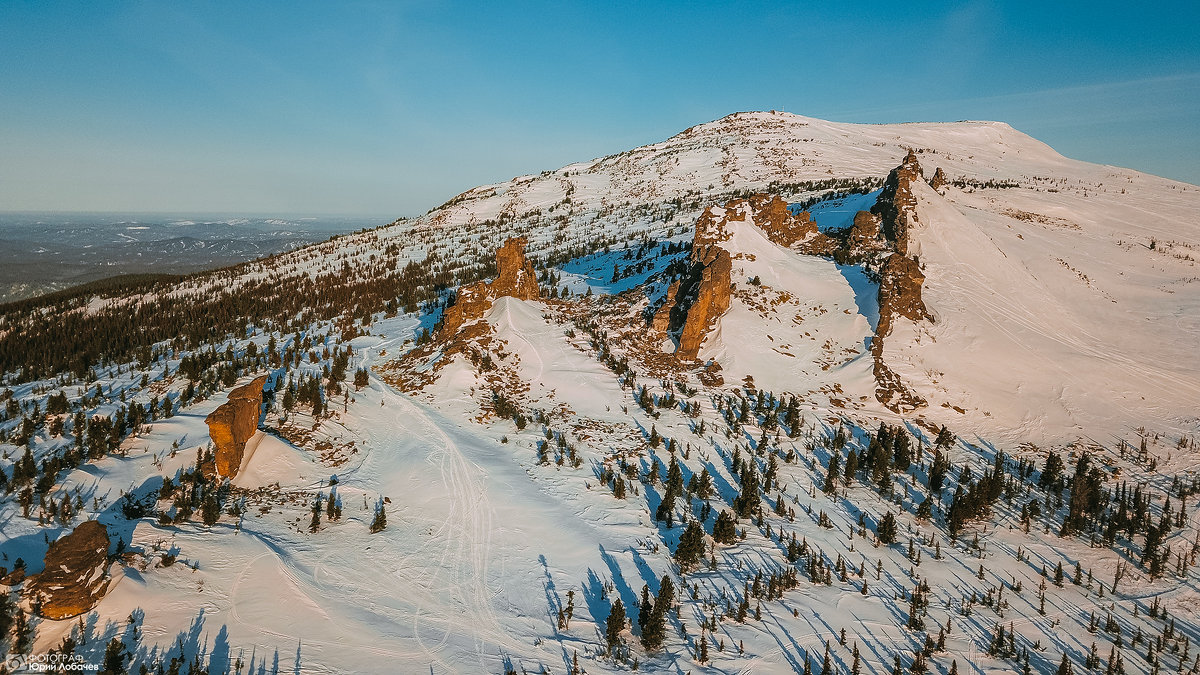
xmin=1 ymin=1 xmax=1197 ymax=215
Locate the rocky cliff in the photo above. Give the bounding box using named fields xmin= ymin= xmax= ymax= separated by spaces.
xmin=870 ymin=149 xmax=923 ymax=255
xmin=205 ymin=375 xmax=268 ymax=477
xmin=930 ymin=166 xmax=948 ymax=191
xmin=676 ymin=248 xmax=732 ymax=360
xmin=27 ymin=520 xmax=111 ymax=620
xmin=440 ymin=237 xmax=540 ymax=338
xmin=876 ymin=253 xmax=931 ymax=338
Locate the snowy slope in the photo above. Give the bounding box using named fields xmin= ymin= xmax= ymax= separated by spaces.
xmin=3 ymin=111 xmax=1200 ymax=675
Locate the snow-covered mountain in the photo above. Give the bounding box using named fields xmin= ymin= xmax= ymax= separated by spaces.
xmin=1 ymin=112 xmax=1198 ymax=675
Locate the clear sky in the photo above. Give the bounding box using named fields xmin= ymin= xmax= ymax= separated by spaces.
xmin=1 ymin=1 xmax=1197 ymax=216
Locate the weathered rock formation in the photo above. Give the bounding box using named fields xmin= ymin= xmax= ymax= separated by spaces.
xmin=491 ymin=237 xmax=540 ymax=300
xmin=870 ymin=149 xmax=923 ymax=255
xmin=440 ymin=237 xmax=540 ymax=338
xmin=930 ymin=167 xmax=948 ymax=191
xmin=876 ymin=253 xmax=931 ymax=338
xmin=676 ymin=249 xmax=732 ymax=359
xmin=205 ymin=375 xmax=268 ymax=477
xmin=27 ymin=521 xmax=111 ymax=620
xmin=651 ymin=280 xmax=681 ymax=332
xmin=653 ymin=200 xmax=744 ymax=360
xmin=747 ymin=194 xmax=821 ymax=249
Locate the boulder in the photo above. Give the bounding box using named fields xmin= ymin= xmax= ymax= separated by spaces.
xmin=205 ymin=375 xmax=268 ymax=478
xmin=27 ymin=521 xmax=111 ymax=620
xmin=439 ymin=237 xmax=540 ymax=339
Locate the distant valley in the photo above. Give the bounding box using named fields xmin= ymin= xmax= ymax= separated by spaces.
xmin=0 ymin=214 xmax=389 ymax=303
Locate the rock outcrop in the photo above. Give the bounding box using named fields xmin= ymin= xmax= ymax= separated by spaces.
xmin=653 ymin=200 xmax=744 ymax=360
xmin=870 ymin=149 xmax=923 ymax=255
xmin=930 ymin=167 xmax=948 ymax=191
xmin=876 ymin=253 xmax=931 ymax=338
xmin=651 ymin=280 xmax=681 ymax=332
xmin=747 ymin=194 xmax=821 ymax=249
xmin=491 ymin=237 xmax=540 ymax=300
xmin=676 ymin=249 xmax=732 ymax=360
xmin=440 ymin=237 xmax=540 ymax=338
xmin=27 ymin=521 xmax=111 ymax=620
xmin=205 ymin=375 xmax=268 ymax=478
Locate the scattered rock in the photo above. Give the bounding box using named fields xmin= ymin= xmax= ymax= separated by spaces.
xmin=27 ymin=520 xmax=111 ymax=620
xmin=205 ymin=375 xmax=268 ymax=478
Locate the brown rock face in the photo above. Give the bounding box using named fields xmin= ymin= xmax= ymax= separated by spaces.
xmin=930 ymin=167 xmax=948 ymax=191
xmin=871 ymin=149 xmax=923 ymax=255
xmin=869 ymin=253 xmax=930 ymax=413
xmin=876 ymin=253 xmax=930 ymax=338
xmin=748 ymin=194 xmax=820 ymax=249
xmin=205 ymin=375 xmax=267 ymax=478
xmin=651 ymin=280 xmax=681 ymax=332
xmin=676 ymin=248 xmax=732 ymax=360
xmin=439 ymin=281 xmax=492 ymax=337
xmin=439 ymin=237 xmax=540 ymax=338
xmin=491 ymin=237 xmax=540 ymax=300
xmin=28 ymin=521 xmax=111 ymax=620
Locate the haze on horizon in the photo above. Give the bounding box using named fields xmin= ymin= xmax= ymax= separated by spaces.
xmin=1 ymin=1 xmax=1197 ymax=217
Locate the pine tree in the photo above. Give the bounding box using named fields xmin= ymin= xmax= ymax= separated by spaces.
xmin=733 ymin=466 xmax=760 ymax=518
xmin=713 ymin=510 xmax=738 ymax=544
xmin=309 ymin=496 xmax=322 ymax=533
xmin=1056 ymin=653 xmax=1073 ymax=675
xmin=641 ymin=578 xmax=670 ymax=651
xmin=638 ymin=584 xmax=652 ymax=634
xmin=823 ymin=452 xmax=840 ymax=494
xmin=674 ymin=520 xmax=706 ymax=573
xmin=201 ymin=490 xmax=220 ymax=526
xmin=0 ymin=590 xmax=14 ymax=638
xmin=13 ymin=608 xmax=33 ymax=654
xmin=100 ymin=636 xmax=129 ymax=675
xmin=369 ymin=499 xmax=387 ymax=533
xmin=844 ymin=450 xmax=859 ymax=485
xmin=878 ymin=512 xmax=898 ymax=544
xmin=606 ymin=599 xmax=625 ymax=655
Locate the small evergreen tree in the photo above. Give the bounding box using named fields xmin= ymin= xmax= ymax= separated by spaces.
xmin=369 ymin=499 xmax=387 ymax=533
xmin=674 ymin=520 xmax=706 ymax=573
xmin=878 ymin=512 xmax=898 ymax=544
xmin=100 ymin=636 xmax=129 ymax=675
xmin=13 ymin=608 xmax=33 ymax=654
xmin=713 ymin=510 xmax=738 ymax=544
xmin=606 ymin=599 xmax=625 ymax=655
xmin=201 ymin=490 xmax=220 ymax=527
